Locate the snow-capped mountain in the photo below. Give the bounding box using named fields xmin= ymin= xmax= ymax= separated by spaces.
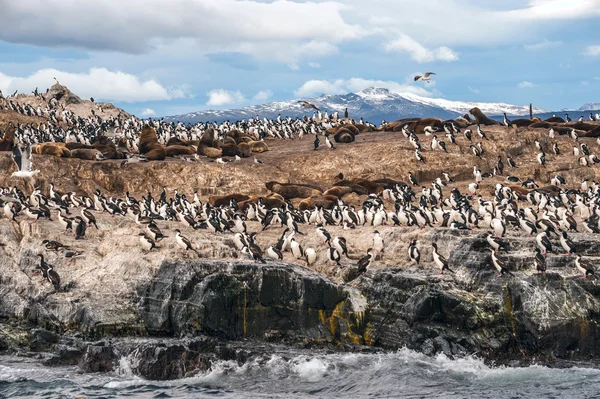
xmin=578 ymin=103 xmax=600 ymax=111
xmin=162 ymin=87 xmax=548 ymax=124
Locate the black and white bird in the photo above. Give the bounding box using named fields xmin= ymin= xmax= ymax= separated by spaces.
xmin=139 ymin=233 xmax=158 ymax=251
xmin=502 ymin=113 xmax=512 ymax=127
xmin=415 ymin=149 xmax=425 ymax=163
xmin=325 ymin=133 xmax=336 ymax=150
xmin=477 ymin=124 xmax=488 ymax=140
xmin=174 ymin=229 xmax=200 ymax=256
xmin=408 ymin=172 xmax=418 ymax=186
xmin=36 ymin=254 xmax=60 ymax=290
xmin=575 ymin=256 xmax=595 ymax=278
xmin=327 ymin=244 xmax=342 ymax=266
xmin=486 ymin=233 xmax=507 ymax=253
xmin=313 ymin=135 xmax=320 ymax=150
xmin=490 ymin=250 xmax=514 ymax=278
xmin=534 ymin=248 xmax=546 ymax=277
xmin=536 ymin=231 xmax=552 ymax=255
xmin=560 ymin=231 xmax=576 ymax=256
xmin=507 ymin=156 xmax=517 ymax=168
xmin=432 ymin=243 xmax=453 ymax=274
xmin=74 ymin=217 xmax=87 ymax=240
xmin=414 ymin=72 xmax=435 ymax=83
xmin=537 ymin=151 xmax=546 ymax=167
xmin=11 ymin=145 xmax=40 ymax=178
xmin=408 ymin=239 xmax=420 ymax=264
xmin=356 ymin=248 xmax=374 ymax=273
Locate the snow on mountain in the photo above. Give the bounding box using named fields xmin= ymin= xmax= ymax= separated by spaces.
xmin=162 ymin=87 xmax=549 ymax=124
xmin=578 ymin=103 xmax=600 ymax=111
xmin=398 ymin=92 xmax=547 ymax=116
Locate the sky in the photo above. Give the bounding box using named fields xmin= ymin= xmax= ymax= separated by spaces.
xmin=0 ymin=0 xmax=599 ymax=117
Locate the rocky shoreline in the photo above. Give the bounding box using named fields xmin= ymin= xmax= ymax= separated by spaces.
xmin=2 ymin=227 xmax=600 ymax=380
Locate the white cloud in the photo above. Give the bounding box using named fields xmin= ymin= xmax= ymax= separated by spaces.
xmin=294 ymin=77 xmax=433 ymax=97
xmin=206 ymin=89 xmax=246 ymax=107
xmin=523 ymin=39 xmax=562 ymax=51
xmin=581 ymin=81 xmax=590 ymax=86
xmin=0 ymin=1 xmax=362 ymax=62
xmin=584 ymin=45 xmax=600 ymax=56
xmin=518 ymin=81 xmax=534 ymax=88
xmin=253 ymin=90 xmax=273 ymax=102
xmin=468 ymin=86 xmax=480 ymax=94
xmin=594 ymin=77 xmax=600 ymax=81
xmin=141 ymin=108 xmax=155 ymax=116
xmin=308 ymin=62 xmax=321 ymax=68
xmin=384 ymin=34 xmax=458 ymax=62
xmin=0 ymin=67 xmax=185 ymax=102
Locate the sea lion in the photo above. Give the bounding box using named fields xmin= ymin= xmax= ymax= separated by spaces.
xmin=409 ymin=118 xmax=445 ymax=134
xmin=333 ymin=128 xmax=355 ymax=143
xmin=265 ymin=181 xmax=323 ymax=199
xmin=544 ymin=116 xmax=565 ymax=123
xmin=71 ymin=148 xmax=105 ymax=161
xmin=331 ymin=180 xmax=369 ymax=195
xmin=298 ymin=195 xmax=338 ymax=211
xmin=166 ymin=137 xmax=195 ymax=147
xmin=351 ymin=178 xmax=384 ymax=194
xmin=34 ymin=142 xmax=71 ymax=158
xmin=469 ymin=107 xmax=500 ymax=126
xmin=237 ymin=142 xmax=252 ymax=158
xmin=249 ymin=141 xmax=269 ymax=153
xmin=570 ymin=121 xmax=597 ymax=132
xmin=139 ymin=125 xmax=161 ymax=154
xmin=511 ymin=119 xmax=535 ymax=127
xmin=197 ymin=144 xmax=222 ymax=159
xmin=209 ymin=193 xmax=251 ymax=207
xmin=144 ymin=146 xmax=166 ymax=161
xmin=165 ymin=145 xmax=196 ymax=157
xmin=372 ymin=178 xmax=405 ymax=189
xmin=200 ymin=128 xmax=219 ymax=147
xmin=354 ymin=124 xmax=374 ymax=133
xmin=94 ymin=136 xmax=122 ymax=159
xmin=0 ymin=127 xmax=15 ymax=151
xmin=323 ymin=186 xmax=354 ymax=198
xmin=220 ymin=143 xmax=239 ymax=157
xmin=528 ymin=122 xmax=554 ymax=129
xmin=65 ymin=143 xmax=94 ymax=150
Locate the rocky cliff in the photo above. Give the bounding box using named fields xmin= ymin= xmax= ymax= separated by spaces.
xmin=2 ymin=125 xmax=600 ymax=380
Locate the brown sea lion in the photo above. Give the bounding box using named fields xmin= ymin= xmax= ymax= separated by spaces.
xmin=34 ymin=143 xmax=71 ymax=157
xmin=165 ymin=145 xmax=196 ymax=157
xmin=94 ymin=136 xmax=122 ymax=159
xmin=209 ymin=193 xmax=251 ymax=207
xmin=250 ymin=141 xmax=269 ymax=153
xmin=139 ymin=125 xmax=160 ymax=154
xmin=65 ymin=143 xmax=94 ymax=150
xmin=334 ymin=128 xmax=355 ymax=143
xmin=144 ymin=146 xmax=166 ymax=161
xmin=71 ymin=148 xmax=105 ymax=161
xmin=351 ymin=178 xmax=384 ymax=194
xmin=372 ymin=178 xmax=405 ymax=189
xmin=331 ymin=180 xmax=369 ymax=195
xmin=528 ymin=122 xmax=554 ymax=129
xmin=544 ymin=116 xmax=565 ymax=123
xmin=166 ymin=137 xmax=190 ymax=147
xmin=298 ymin=195 xmax=338 ymax=210
xmin=200 ymin=128 xmax=219 ymax=147
xmin=409 ymin=118 xmax=445 ymax=134
xmin=220 ymin=143 xmax=239 ymax=157
xmin=265 ymin=181 xmax=322 ymax=199
xmin=570 ymin=121 xmax=597 ymax=132
xmin=237 ymin=142 xmax=252 ymax=158
xmin=197 ymin=144 xmax=222 ymax=158
xmin=469 ymin=107 xmax=500 ymax=126
xmin=354 ymin=124 xmax=373 ymax=133
xmin=511 ymin=119 xmax=535 ymax=127
xmin=323 ymin=186 xmax=354 ymax=198
xmin=0 ymin=127 xmax=15 ymax=151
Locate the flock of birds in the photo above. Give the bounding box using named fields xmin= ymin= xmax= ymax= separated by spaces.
xmin=3 ymin=87 xmax=600 ymax=293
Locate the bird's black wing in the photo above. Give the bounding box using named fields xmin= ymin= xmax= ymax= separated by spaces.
xmin=11 ymin=146 xmax=22 ymax=171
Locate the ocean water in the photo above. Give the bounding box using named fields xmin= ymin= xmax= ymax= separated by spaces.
xmin=1 ymin=348 xmax=600 ymax=398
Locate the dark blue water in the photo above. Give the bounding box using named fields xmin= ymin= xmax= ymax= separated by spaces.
xmin=1 ymin=349 xmax=599 ymax=398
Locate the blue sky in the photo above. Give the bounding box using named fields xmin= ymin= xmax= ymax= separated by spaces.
xmin=0 ymin=0 xmax=599 ymax=117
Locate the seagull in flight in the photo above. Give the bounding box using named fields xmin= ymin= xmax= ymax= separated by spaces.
xmin=414 ymin=72 xmax=436 ymax=83
xmin=298 ymin=100 xmax=320 ymax=111
xmin=11 ymin=145 xmax=40 ymax=178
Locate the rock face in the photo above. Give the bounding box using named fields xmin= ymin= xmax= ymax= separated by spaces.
xmin=2 ymin=227 xmax=600 ymax=380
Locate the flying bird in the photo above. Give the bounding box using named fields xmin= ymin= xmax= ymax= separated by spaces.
xmin=414 ymin=72 xmax=436 ymax=83
xmin=11 ymin=146 xmax=40 ymax=178
xmin=298 ymin=100 xmax=320 ymax=110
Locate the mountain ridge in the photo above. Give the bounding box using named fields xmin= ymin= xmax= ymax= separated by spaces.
xmin=160 ymin=87 xmax=565 ymax=124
